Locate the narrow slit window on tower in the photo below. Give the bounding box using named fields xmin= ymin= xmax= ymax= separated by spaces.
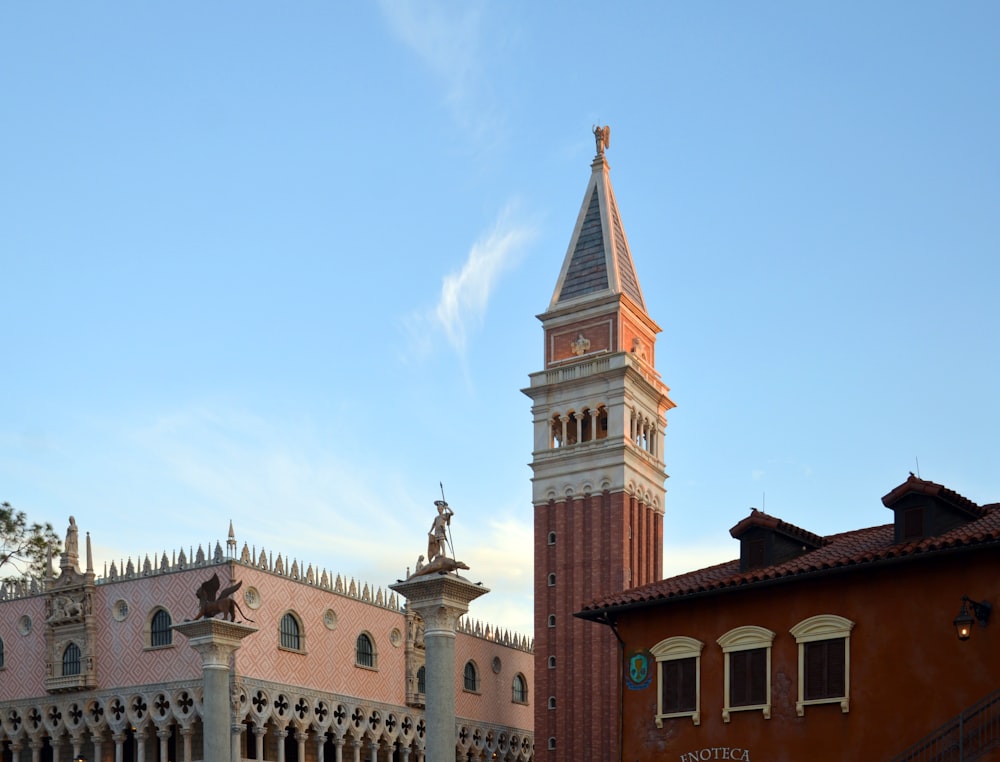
xmin=547 ymin=573 xmax=556 ymax=586
xmin=547 ymin=531 xmax=556 ymax=545
xmin=547 ymin=615 xmax=556 ymax=628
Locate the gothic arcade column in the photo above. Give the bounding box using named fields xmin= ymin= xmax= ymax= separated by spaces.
xmin=173 ymin=619 xmax=258 ymax=762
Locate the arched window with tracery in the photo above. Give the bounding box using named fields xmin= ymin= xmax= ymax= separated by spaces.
xmin=279 ymin=613 xmax=302 ymax=651
xmin=356 ymin=633 xmax=376 ymax=668
xmin=62 ymin=642 xmax=81 ymax=676
xmin=463 ymin=660 xmax=479 ymax=692
xmin=150 ymin=608 xmax=173 ymax=647
xmin=512 ymin=674 xmax=528 ymax=704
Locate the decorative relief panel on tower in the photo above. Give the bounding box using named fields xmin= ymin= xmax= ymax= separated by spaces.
xmin=548 ymin=318 xmax=615 ymax=365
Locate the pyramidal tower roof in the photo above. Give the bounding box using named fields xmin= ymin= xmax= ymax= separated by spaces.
xmin=549 ymin=125 xmax=646 ymax=312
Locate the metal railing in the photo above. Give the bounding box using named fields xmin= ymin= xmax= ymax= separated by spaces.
xmin=892 ymin=689 xmax=1000 ymax=761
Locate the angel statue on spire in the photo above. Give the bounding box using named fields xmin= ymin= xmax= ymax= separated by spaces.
xmin=593 ymin=124 xmax=611 ymax=155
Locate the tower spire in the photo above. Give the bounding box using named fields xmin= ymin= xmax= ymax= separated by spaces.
xmin=525 ymin=126 xmax=674 ymax=762
xmin=549 ymin=124 xmax=646 ymax=312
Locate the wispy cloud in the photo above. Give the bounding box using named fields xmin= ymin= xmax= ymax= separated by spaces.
xmin=90 ymin=404 xmax=536 ymax=634
xmin=378 ymin=0 xmax=482 ymax=97
xmin=377 ymin=0 xmax=500 ymax=141
xmin=406 ymin=202 xmax=536 ymax=358
xmin=108 ymin=407 xmax=423 ymax=566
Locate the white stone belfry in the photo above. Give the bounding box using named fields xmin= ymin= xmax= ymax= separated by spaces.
xmin=391 ymin=574 xmax=488 ymax=762
xmin=173 ymin=619 xmax=257 ymax=762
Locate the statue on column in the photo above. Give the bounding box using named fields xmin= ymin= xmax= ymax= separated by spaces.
xmin=427 ymin=500 xmax=453 ymax=562
xmin=410 ymin=498 xmax=468 ymax=578
xmin=193 ymin=573 xmax=254 ymax=622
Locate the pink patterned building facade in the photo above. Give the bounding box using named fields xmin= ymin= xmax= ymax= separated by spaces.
xmin=0 ymin=520 xmax=534 ymax=762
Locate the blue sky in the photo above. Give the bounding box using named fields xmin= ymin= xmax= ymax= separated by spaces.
xmin=2 ymin=2 xmax=998 ymax=637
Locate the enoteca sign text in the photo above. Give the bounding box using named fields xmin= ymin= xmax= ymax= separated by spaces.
xmin=679 ymin=748 xmax=751 ymax=762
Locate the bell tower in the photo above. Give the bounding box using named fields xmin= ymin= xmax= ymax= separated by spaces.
xmin=524 ymin=127 xmax=674 ymax=761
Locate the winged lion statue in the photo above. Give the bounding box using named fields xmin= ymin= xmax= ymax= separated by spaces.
xmin=194 ymin=573 xmax=253 ymax=622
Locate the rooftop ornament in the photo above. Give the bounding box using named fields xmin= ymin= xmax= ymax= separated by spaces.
xmin=593 ymin=124 xmax=611 ymax=156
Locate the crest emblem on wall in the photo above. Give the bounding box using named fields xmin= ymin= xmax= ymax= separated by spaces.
xmin=626 ymin=650 xmax=653 ymax=690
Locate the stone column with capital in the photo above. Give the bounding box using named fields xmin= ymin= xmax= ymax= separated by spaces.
xmin=173 ymin=619 xmax=257 ymax=762
xmin=391 ymin=574 xmax=488 ymax=762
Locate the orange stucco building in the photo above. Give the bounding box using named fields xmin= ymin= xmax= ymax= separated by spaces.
xmin=577 ymin=475 xmax=1000 ymax=761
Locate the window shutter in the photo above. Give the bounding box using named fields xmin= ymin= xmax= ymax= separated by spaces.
xmin=730 ymin=650 xmax=748 ymax=706
xmin=662 ymin=657 xmax=696 ymax=713
xmin=805 ymin=638 xmax=845 ymax=700
xmin=828 ymin=638 xmax=846 ymax=696
xmin=748 ymin=648 xmax=767 ymax=705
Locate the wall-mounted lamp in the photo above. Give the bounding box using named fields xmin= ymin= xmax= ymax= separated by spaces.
xmin=73 ymin=756 xmax=87 ymax=762
xmin=954 ymin=595 xmax=991 ymax=641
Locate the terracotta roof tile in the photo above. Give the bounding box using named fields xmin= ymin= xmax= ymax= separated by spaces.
xmin=579 ymin=492 xmax=1000 ymax=620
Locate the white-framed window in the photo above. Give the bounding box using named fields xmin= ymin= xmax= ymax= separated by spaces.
xmin=717 ymin=625 xmax=775 ymax=723
xmin=651 ymin=636 xmax=703 ymax=726
xmin=790 ymin=614 xmax=854 ymax=716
